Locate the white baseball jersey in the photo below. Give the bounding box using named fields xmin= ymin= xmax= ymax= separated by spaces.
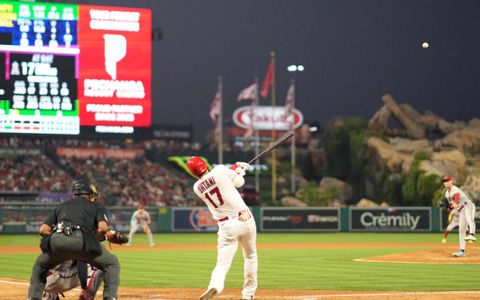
xmin=193 ymin=164 xmax=257 ymax=299
xmin=445 ymin=185 xmax=472 ymax=206
xmin=131 ymin=210 xmax=151 ymax=226
xmin=193 ymin=165 xmax=248 ymax=220
xmin=445 ymin=185 xmax=476 ymax=250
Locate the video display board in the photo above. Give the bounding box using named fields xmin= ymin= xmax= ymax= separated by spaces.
xmin=0 ymin=1 xmax=151 ymax=136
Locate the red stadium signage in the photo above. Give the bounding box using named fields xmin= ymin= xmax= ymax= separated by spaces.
xmin=233 ymin=106 xmax=303 ymax=131
xmin=77 ymin=5 xmax=151 ymax=127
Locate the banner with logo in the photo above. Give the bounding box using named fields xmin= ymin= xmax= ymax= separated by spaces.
xmin=0 ymin=147 xmax=42 ymax=158
xmin=441 ymin=208 xmax=480 ymax=232
xmin=233 ymin=106 xmax=303 ymax=131
xmin=261 ymin=208 xmax=340 ymax=232
xmin=350 ymin=207 xmax=431 ymax=232
xmin=77 ymin=5 xmax=151 ymax=127
xmin=173 ymin=207 xmax=219 ymax=232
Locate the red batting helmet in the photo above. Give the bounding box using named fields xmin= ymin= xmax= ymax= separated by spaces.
xmin=187 ymin=156 xmax=209 ymax=177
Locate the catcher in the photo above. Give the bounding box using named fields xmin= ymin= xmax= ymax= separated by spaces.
xmin=43 ymin=261 xmax=102 ymax=300
xmin=127 ymin=205 xmax=155 ymax=246
xmin=43 ymin=229 xmax=128 ymax=300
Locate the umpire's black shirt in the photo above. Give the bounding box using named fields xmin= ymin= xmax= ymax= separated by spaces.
xmin=44 ymin=196 xmax=108 ymax=231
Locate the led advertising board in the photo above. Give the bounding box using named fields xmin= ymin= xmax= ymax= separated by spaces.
xmin=0 ymin=1 xmax=151 ymax=136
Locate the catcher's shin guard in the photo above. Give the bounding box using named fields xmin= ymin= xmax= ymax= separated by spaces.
xmin=87 ymin=268 xmax=104 ymax=299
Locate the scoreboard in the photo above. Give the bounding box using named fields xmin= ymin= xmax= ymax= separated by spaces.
xmin=0 ymin=1 xmax=151 ymax=136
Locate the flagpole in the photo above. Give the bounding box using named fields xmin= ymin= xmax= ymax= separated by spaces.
xmin=290 ymin=78 xmax=296 ymax=194
xmin=218 ymin=76 xmax=223 ymax=164
xmin=253 ymin=76 xmax=260 ymax=193
xmin=270 ymin=52 xmax=276 ymax=202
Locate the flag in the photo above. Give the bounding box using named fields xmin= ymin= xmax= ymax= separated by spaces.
xmin=237 ymin=83 xmax=257 ymax=101
xmin=284 ymin=82 xmax=294 ymax=116
xmin=243 ymin=101 xmax=255 ymax=140
xmin=209 ymin=90 xmax=221 ymax=124
xmin=260 ymin=61 xmax=273 ymax=98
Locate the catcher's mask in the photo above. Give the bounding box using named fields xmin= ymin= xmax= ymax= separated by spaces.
xmin=187 ymin=156 xmax=209 ymax=177
xmin=72 ymin=179 xmax=99 ymax=202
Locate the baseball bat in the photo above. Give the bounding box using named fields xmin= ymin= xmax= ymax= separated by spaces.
xmin=248 ymin=130 xmax=295 ymax=164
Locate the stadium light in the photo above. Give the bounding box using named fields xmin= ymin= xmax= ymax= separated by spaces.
xmin=287 ymin=65 xmax=304 ymax=72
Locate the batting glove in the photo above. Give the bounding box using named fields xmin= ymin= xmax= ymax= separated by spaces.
xmin=235 ymin=162 xmax=250 ymax=171
xmin=235 ymin=168 xmax=246 ymax=177
xmin=239 ymin=208 xmax=253 ymax=222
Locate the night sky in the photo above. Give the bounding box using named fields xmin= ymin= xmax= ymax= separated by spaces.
xmin=70 ymin=0 xmax=480 ymax=142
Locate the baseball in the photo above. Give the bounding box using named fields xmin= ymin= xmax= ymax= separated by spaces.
xmin=422 ymin=42 xmax=429 ymax=48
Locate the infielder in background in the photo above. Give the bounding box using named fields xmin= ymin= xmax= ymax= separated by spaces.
xmin=127 ymin=205 xmax=155 ymax=246
xmin=187 ymin=156 xmax=257 ymax=300
xmin=443 ymin=175 xmax=476 ymax=257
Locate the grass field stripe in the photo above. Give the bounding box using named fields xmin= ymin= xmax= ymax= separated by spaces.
xmin=279 ymin=291 xmax=480 ymax=299
xmin=353 ymin=258 xmax=480 ymax=264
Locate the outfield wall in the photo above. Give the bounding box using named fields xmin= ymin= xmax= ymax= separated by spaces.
xmin=2 ymin=206 xmax=479 ymax=234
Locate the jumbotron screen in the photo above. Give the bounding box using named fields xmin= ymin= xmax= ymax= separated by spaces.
xmin=0 ymin=1 xmax=151 ymax=136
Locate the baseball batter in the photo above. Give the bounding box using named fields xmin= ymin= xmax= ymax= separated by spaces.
xmin=443 ymin=175 xmax=476 ymax=257
xmin=187 ymin=156 xmax=257 ymax=300
xmin=127 ymin=205 xmax=155 ymax=246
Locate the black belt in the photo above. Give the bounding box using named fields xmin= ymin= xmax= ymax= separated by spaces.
xmin=56 ymin=221 xmax=81 ymax=235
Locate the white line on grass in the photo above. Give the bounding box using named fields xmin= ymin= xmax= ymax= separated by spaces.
xmin=0 ymin=279 xmax=103 ymax=295
xmin=2 ymin=279 xmax=479 ymax=299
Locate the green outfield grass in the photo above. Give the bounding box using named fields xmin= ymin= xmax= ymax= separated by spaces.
xmin=0 ymin=233 xmax=477 ymax=291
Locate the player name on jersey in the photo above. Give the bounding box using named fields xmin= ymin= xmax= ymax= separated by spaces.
xmin=197 ymin=177 xmax=216 ymax=194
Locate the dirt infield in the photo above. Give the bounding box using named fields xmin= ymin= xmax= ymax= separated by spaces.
xmin=2 ymin=243 xmax=480 ymax=299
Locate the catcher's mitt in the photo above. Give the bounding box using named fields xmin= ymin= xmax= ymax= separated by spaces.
xmin=105 ymin=229 xmax=129 ymax=244
xmin=439 ymin=199 xmax=450 ymax=210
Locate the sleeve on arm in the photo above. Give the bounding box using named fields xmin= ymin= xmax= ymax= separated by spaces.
xmin=454 ymin=193 xmax=460 ymax=204
xmin=96 ymin=205 xmax=108 ymax=224
xmin=43 ymin=209 xmax=57 ymax=228
xmin=231 ymin=171 xmax=245 ymax=188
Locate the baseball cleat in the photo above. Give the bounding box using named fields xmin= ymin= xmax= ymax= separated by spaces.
xmin=126 ymin=243 xmax=131 ymax=247
xmin=441 ymin=238 xmax=446 ymax=243
xmin=77 ymin=289 xmax=90 ymax=300
xmin=452 ymin=250 xmax=465 ymax=257
xmin=464 ymin=234 xmax=476 ymax=242
xmin=150 ymin=242 xmax=155 ymax=246
xmin=199 ymin=287 xmax=217 ymax=300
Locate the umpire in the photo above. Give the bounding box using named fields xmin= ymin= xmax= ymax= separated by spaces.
xmin=28 ymin=179 xmax=121 ymax=300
